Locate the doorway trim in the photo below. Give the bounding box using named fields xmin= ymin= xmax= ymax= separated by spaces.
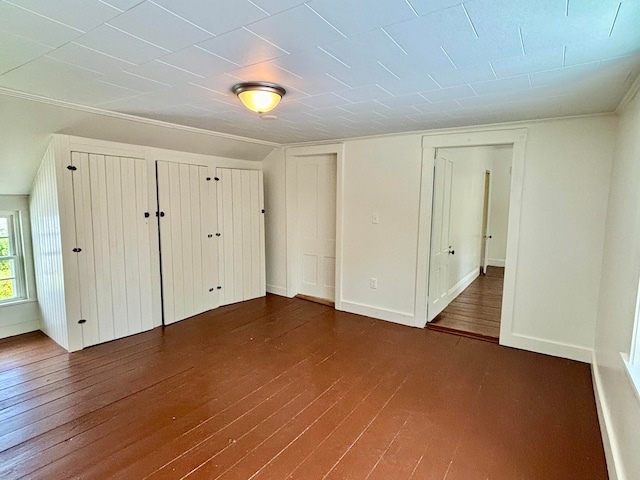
xmin=285 ymin=143 xmax=344 ymax=310
xmin=415 ymin=128 xmax=528 ymax=347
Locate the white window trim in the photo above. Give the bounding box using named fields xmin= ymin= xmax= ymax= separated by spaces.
xmin=622 ymin=276 xmax=640 ymax=405
xmin=0 ymin=211 xmax=27 ymax=305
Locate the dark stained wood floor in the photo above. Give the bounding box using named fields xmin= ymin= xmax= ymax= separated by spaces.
xmin=0 ymin=295 xmax=607 ymax=479
xmin=428 ymin=267 xmax=504 ymax=342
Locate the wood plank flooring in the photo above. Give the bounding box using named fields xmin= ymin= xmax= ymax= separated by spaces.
xmin=428 ymin=267 xmax=504 ymax=342
xmin=0 ymin=295 xmax=607 ymax=479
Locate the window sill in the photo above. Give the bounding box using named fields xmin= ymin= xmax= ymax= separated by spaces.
xmin=621 ymin=352 xmax=640 ymax=407
xmin=0 ymin=298 xmax=37 ymax=309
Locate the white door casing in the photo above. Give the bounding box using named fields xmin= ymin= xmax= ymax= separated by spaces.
xmin=415 ymin=128 xmax=527 ymax=344
xmin=157 ymin=160 xmax=218 ymax=325
xmin=428 ymin=152 xmax=454 ymax=321
xmin=70 ymin=152 xmax=155 ymax=347
xmin=296 ymin=155 xmax=337 ymax=301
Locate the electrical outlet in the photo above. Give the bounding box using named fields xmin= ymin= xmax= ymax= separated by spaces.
xmin=370 ymin=278 xmax=377 ymax=289
xmin=372 ymin=212 xmax=379 ymax=224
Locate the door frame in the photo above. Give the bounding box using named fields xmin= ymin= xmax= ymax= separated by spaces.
xmin=415 ymin=128 xmax=527 ymax=346
xmin=285 ymin=143 xmax=344 ymax=309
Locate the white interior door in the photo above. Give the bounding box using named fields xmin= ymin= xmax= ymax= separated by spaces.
xmin=296 ymin=154 xmax=337 ymax=301
xmin=428 ymin=152 xmax=454 ymax=321
xmin=216 ymin=168 xmax=265 ymax=306
xmin=157 ymin=161 xmax=218 ymax=325
xmin=70 ymin=152 xmax=155 ymax=348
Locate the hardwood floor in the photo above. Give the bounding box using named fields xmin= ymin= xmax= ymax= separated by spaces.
xmin=0 ymin=295 xmax=607 ymax=479
xmin=428 ymin=267 xmax=504 ymax=342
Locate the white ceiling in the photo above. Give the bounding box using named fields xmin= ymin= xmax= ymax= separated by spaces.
xmin=0 ymin=0 xmax=639 ymax=144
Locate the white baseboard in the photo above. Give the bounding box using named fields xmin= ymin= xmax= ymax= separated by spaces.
xmin=338 ymin=300 xmax=417 ymax=328
xmin=266 ymin=284 xmax=288 ymax=297
xmin=487 ymin=258 xmax=505 ymax=267
xmin=500 ymin=332 xmax=593 ymax=363
xmin=0 ymin=320 xmax=40 ymax=339
xmin=592 ymin=353 xmax=624 ymax=480
xmin=448 ymin=269 xmax=478 ymax=301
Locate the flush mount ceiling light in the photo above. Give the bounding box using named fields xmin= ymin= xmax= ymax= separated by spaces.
xmin=232 ymin=81 xmax=286 ymax=114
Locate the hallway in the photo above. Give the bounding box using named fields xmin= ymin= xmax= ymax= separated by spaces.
xmin=428 ymin=267 xmax=504 ymax=341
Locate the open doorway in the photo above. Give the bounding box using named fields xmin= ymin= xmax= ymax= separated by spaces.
xmin=426 ymin=145 xmax=513 ymax=341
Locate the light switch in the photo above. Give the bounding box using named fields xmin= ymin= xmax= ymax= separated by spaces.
xmin=372 ymin=212 xmax=379 ymax=224
xmin=370 ymin=278 xmax=377 ymax=289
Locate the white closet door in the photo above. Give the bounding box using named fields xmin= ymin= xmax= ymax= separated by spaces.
xmin=157 ymin=161 xmax=218 ymax=325
xmin=428 ymin=153 xmax=454 ymax=321
xmin=296 ymin=155 xmax=337 ymax=301
xmin=70 ymin=152 xmax=155 ymax=348
xmin=216 ymin=168 xmax=265 ymax=306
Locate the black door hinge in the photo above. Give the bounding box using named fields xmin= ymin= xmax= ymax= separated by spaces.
xmin=156 ymin=211 xmax=165 ymax=217
xmin=206 ymin=177 xmax=211 ymax=181
xmin=261 ymin=209 xmax=265 ymax=214
xmin=215 ymin=233 xmax=221 ymax=237
xmin=216 ymin=286 xmax=222 ymax=290
xmin=214 ymin=177 xmax=220 ymax=181
xmin=67 ymin=165 xmax=77 ymax=171
xmin=144 ymin=212 xmax=150 ymax=218
xmin=78 ymin=319 xmax=86 ymax=324
xmin=72 ymin=247 xmax=82 ymax=253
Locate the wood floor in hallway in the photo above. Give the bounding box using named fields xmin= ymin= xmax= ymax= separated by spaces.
xmin=428 ymin=267 xmax=504 ymax=342
xmin=0 ymin=294 xmax=607 ymax=479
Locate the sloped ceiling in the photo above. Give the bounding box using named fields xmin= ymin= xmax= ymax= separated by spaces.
xmin=0 ymin=93 xmax=275 ymax=194
xmin=0 ymin=0 xmax=639 ymax=147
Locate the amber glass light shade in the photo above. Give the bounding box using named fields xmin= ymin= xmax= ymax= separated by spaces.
xmin=232 ymin=82 xmax=286 ymax=114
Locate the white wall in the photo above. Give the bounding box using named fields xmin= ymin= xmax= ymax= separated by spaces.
xmin=29 ymin=141 xmax=68 ymax=349
xmin=0 ymin=194 xmax=38 ymax=338
xmin=510 ymin=117 xmax=614 ymax=359
xmin=267 ymin=115 xmax=615 ymax=361
xmin=592 ymin=86 xmax=640 ymax=480
xmin=340 ymin=135 xmax=423 ymax=321
xmin=441 ymin=147 xmax=484 ymax=292
xmin=262 ymin=147 xmax=287 ymax=296
xmin=486 ymin=146 xmax=513 ymax=265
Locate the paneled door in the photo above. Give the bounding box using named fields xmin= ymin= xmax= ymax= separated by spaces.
xmin=428 ymin=151 xmax=454 ymax=321
xmin=70 ymin=152 xmax=155 ymax=347
xmin=157 ymin=161 xmax=218 ymax=324
xmin=296 ymin=154 xmax=337 ymax=301
xmin=216 ymin=168 xmax=265 ymax=306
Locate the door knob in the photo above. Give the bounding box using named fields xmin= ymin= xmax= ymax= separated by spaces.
xmin=449 ymin=249 xmax=455 ymax=255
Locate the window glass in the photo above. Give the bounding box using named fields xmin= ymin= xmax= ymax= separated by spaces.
xmin=0 ymin=213 xmax=24 ymax=303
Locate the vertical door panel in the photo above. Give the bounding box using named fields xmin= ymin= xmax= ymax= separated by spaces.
xmin=89 ymin=154 xmax=115 ymax=343
xmin=241 ymin=170 xmax=253 ymax=300
xmin=71 ymin=152 xmax=100 ymax=347
xmin=296 ymin=155 xmax=337 ymax=301
xmin=157 ymin=161 xmax=217 ymax=324
xmin=218 ymin=168 xmax=235 ymax=306
xmin=105 ymin=156 xmax=128 ymax=339
xmin=231 ymin=170 xmax=244 ymax=302
xmin=217 ymin=168 xmax=266 ymax=305
xmin=121 ymin=157 xmax=142 ymax=336
xmin=71 ymin=153 xmax=155 ymax=348
xmin=135 ymin=159 xmax=153 ymax=331
xmin=428 ymin=153 xmax=454 ymax=321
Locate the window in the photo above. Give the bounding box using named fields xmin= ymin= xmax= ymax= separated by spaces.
xmin=0 ymin=212 xmax=26 ymax=304
xmin=622 ymin=276 xmax=640 ymax=403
